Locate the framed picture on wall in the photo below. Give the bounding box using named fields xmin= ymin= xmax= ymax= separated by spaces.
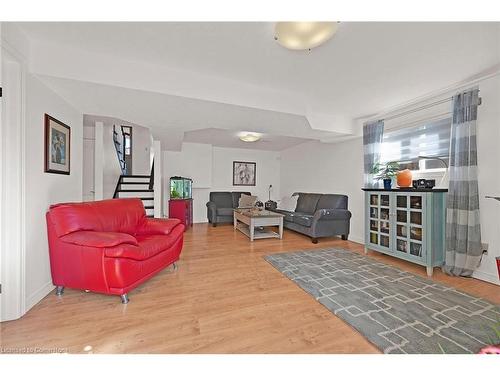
xmin=233 ymin=161 xmax=256 ymax=186
xmin=44 ymin=114 xmax=71 ymax=175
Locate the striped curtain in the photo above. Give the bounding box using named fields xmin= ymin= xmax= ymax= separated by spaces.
xmin=444 ymin=88 xmax=482 ymax=277
xmin=363 ymin=120 xmax=384 ymax=188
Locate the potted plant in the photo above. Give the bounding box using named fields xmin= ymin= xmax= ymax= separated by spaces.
xmin=372 ymin=162 xmax=400 ymax=190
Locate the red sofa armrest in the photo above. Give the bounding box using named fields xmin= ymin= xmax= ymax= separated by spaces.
xmin=60 ymin=231 xmax=138 ymax=248
xmin=136 ymin=218 xmax=182 ymax=236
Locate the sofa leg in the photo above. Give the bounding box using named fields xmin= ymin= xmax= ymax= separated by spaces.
xmin=120 ymin=294 xmax=129 ymax=304
xmin=173 ymin=262 xmax=178 ymax=271
xmin=55 ymin=286 xmax=65 ymax=296
xmin=312 ymin=238 xmax=318 ymax=244
xmin=213 ymin=223 xmax=217 ymax=227
xmin=341 ymin=234 xmax=348 ymax=241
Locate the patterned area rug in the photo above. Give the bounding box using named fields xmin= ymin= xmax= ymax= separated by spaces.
xmin=264 ymin=247 xmax=500 ymax=354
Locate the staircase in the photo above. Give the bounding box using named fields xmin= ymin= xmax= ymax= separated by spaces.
xmin=112 ymin=123 xmax=155 ymax=217
xmin=112 ymin=125 xmax=127 ymax=175
xmin=113 ymin=174 xmax=154 ymax=217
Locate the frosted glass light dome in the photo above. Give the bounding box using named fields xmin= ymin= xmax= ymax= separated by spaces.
xmin=239 ymin=133 xmax=261 ymax=142
xmin=274 ymin=22 xmax=338 ymax=50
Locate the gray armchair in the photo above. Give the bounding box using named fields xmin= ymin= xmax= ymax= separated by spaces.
xmin=207 ymin=191 xmax=251 ymax=227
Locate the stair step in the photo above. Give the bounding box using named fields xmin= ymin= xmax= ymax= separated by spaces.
xmin=121 ymin=176 xmax=151 ymax=183
xmin=120 ymin=181 xmax=151 ymax=185
xmin=117 ymin=189 xmax=153 ymax=192
xmin=117 ymin=191 xmax=153 ymax=199
xmin=123 ymin=175 xmax=151 ymax=178
xmin=139 ymin=197 xmax=154 ymax=200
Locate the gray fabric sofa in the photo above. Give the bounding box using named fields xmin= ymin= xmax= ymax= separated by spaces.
xmin=272 ymin=192 xmax=351 ymax=243
xmin=206 ymin=191 xmax=251 ymax=227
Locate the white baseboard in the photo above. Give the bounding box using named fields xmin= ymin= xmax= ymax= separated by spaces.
xmin=25 ymin=281 xmax=55 ymax=313
xmin=472 ymin=270 xmax=500 ymax=286
xmin=347 ymin=235 xmax=365 ymax=245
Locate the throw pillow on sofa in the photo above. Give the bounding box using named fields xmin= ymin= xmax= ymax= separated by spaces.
xmin=277 ymin=195 xmax=298 ymax=212
xmin=238 ymin=194 xmax=258 ymax=208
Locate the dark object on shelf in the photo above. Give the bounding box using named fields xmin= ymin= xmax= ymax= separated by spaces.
xmin=255 ymin=200 xmax=264 ymax=208
xmin=264 ymin=200 xmax=277 ymax=210
xmin=383 ymin=178 xmax=392 ymax=190
xmin=362 ymin=188 xmax=448 ymax=192
xmin=412 ymin=179 xmax=436 ymax=189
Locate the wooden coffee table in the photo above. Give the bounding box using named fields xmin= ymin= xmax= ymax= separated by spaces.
xmin=233 ymin=209 xmax=284 ymax=241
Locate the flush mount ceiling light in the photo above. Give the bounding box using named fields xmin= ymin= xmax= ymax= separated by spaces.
xmin=274 ymin=22 xmax=338 ymax=50
xmin=239 ymin=133 xmax=261 ymax=142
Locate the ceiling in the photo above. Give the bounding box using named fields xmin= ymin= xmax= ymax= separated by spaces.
xmin=15 ymin=22 xmax=500 ymax=150
xmin=183 ymin=128 xmax=309 ymax=151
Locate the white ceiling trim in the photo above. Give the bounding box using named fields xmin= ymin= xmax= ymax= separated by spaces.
xmin=354 ymin=63 xmax=500 ymax=128
xmin=27 ymin=39 xmax=364 ymax=138
xmin=29 ymin=39 xmax=309 ymax=117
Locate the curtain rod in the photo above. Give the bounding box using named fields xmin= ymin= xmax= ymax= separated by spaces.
xmin=382 ymin=95 xmax=482 ymax=122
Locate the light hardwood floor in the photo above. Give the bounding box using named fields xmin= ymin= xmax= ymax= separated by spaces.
xmin=1 ymin=223 xmax=499 ymax=354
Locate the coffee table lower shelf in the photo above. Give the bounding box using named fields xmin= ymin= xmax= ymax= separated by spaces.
xmin=235 ymin=223 xmax=281 ymax=241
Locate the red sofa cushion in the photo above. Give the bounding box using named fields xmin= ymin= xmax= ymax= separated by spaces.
xmin=49 ymin=198 xmax=145 ymax=237
xmin=136 ymin=218 xmax=181 ymax=236
xmin=60 ymin=231 xmax=138 ymax=248
xmin=104 ymin=223 xmax=185 ymax=261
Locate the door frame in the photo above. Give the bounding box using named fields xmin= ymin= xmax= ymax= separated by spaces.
xmin=0 ymin=40 xmax=27 ymax=322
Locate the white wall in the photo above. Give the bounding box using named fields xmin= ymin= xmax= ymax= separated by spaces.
xmin=163 ymin=143 xmax=281 ymax=223
xmin=24 ymin=74 xmax=83 ymax=310
xmin=82 ymin=115 xmax=153 ymax=199
xmin=280 ymin=139 xmax=365 ymax=245
xmin=474 ymin=74 xmax=500 ymax=285
xmin=211 ymin=146 xmax=280 ymax=202
xmin=280 ymin=74 xmax=500 ymax=285
xmin=133 ymin=124 xmax=153 ymax=175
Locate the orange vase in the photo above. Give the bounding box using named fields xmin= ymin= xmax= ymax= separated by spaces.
xmin=397 ymin=169 xmax=413 ymax=187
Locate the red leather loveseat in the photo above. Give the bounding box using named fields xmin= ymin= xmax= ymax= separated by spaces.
xmin=46 ymin=198 xmax=184 ymax=303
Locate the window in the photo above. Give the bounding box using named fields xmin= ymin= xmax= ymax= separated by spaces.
xmin=124 ymin=136 xmax=131 ymax=155
xmin=122 ymin=126 xmax=132 ymax=156
xmin=380 ymin=117 xmax=451 ymax=172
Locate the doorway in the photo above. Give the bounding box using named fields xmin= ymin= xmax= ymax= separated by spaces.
xmin=122 ymin=125 xmax=132 ymax=175
xmin=82 ymin=137 xmax=95 ymax=201
xmin=0 ymin=47 xmax=26 ymax=322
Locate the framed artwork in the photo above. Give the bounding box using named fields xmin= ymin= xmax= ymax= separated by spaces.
xmin=233 ymin=161 xmax=256 ymax=186
xmin=44 ymin=114 xmax=71 ymax=175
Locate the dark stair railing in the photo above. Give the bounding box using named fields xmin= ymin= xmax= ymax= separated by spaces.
xmin=112 ymin=125 xmax=127 ymax=175
xmin=149 ymin=160 xmax=154 ymax=190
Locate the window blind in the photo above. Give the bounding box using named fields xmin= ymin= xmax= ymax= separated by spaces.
xmin=380 ymin=117 xmax=451 ymax=169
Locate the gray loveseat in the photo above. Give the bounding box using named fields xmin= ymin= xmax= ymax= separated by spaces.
xmin=206 ymin=191 xmax=251 ymax=227
xmin=272 ymin=192 xmax=351 ymax=243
